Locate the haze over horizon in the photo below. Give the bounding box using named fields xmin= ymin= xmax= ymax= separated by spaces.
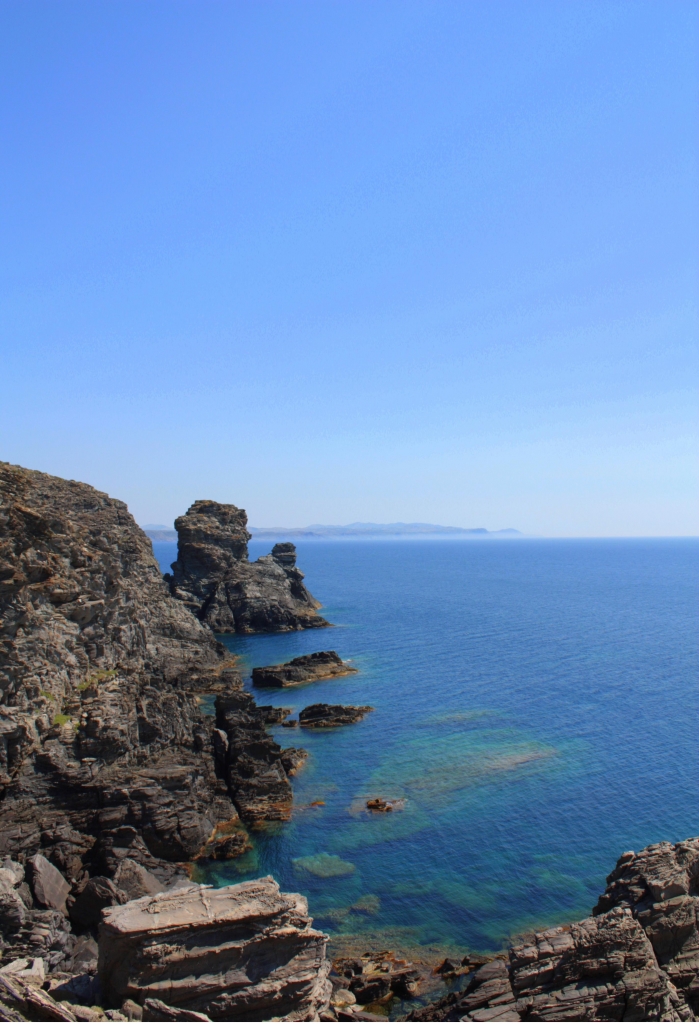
xmin=1 ymin=0 xmax=697 ymax=537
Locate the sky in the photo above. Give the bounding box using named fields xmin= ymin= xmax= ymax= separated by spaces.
xmin=0 ymin=0 xmax=697 ymax=536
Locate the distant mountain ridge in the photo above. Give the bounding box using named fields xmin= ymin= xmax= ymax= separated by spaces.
xmin=143 ymin=522 xmax=521 ymax=541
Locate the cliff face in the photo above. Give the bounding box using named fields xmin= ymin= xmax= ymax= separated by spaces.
xmin=166 ymin=500 xmax=330 ymax=633
xmin=0 ymin=464 xmax=302 ymax=964
xmin=0 ymin=462 xmax=223 ymax=712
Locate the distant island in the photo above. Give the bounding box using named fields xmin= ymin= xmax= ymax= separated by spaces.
xmin=143 ymin=522 xmax=522 ymax=541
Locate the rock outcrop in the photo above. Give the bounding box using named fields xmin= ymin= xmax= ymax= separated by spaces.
xmin=252 ymin=651 xmax=356 ymax=688
xmin=0 ymin=462 xmax=245 ymax=881
xmin=593 ymin=838 xmax=699 ymax=1018
xmin=213 ymin=691 xmax=306 ymax=827
xmin=410 ymin=837 xmax=699 ymax=1022
xmin=0 ymin=463 xmax=223 ymax=713
xmin=298 ymin=704 xmax=374 ymax=728
xmin=98 ymin=877 xmax=332 ymax=1022
xmin=166 ymin=502 xmax=329 ymax=633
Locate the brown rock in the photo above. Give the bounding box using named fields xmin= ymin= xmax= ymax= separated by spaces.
xmin=253 ymin=651 xmax=356 ymax=688
xmin=98 ymin=877 xmax=331 ymax=1022
xmin=594 ymin=837 xmax=699 ymax=1016
xmin=366 ymin=798 xmax=394 ymax=813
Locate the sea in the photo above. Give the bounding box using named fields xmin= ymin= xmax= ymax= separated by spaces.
xmin=152 ymin=538 xmax=698 ymax=957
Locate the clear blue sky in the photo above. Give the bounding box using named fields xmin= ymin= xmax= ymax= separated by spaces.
xmin=1 ymin=0 xmax=697 ymax=535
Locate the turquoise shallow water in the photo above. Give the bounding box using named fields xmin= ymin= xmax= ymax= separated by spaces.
xmin=153 ymin=538 xmax=699 ymax=953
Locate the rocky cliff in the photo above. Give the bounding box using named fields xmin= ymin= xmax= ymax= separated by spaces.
xmin=166 ymin=501 xmax=329 ymax=633
xmin=0 ymin=463 xmax=223 ymax=712
xmin=0 ymin=463 xmax=308 ymax=1005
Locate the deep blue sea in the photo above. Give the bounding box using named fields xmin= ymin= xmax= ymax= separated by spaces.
xmin=153 ymin=538 xmax=698 ymax=955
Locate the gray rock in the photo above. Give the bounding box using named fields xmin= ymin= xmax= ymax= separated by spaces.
xmin=142 ymin=999 xmax=212 ymax=1021
xmin=28 ymin=854 xmax=70 ymax=915
xmin=113 ymin=859 xmax=164 ymax=901
xmin=98 ymin=877 xmax=331 ymax=1022
xmin=0 ymin=461 xmax=223 ymax=711
xmin=166 ymin=501 xmax=330 ymax=633
xmin=121 ymin=1000 xmax=143 ymax=1021
xmin=252 ymin=651 xmax=357 ymax=688
xmin=70 ymin=934 xmax=99 ymax=972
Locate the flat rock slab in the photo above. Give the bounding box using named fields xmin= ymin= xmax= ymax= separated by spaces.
xmin=98 ymin=876 xmax=331 ymax=1022
xmin=252 ymin=652 xmax=358 ymax=688
xmin=299 ymin=704 xmax=374 ymax=728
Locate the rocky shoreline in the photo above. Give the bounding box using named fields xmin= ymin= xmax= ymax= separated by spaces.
xmin=0 ymin=460 xmax=696 ymax=1022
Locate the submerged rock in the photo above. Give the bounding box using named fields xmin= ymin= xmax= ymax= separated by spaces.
xmin=98 ymin=877 xmax=332 ymax=1022
xmin=292 ymin=853 xmax=356 ymax=878
xmin=299 ymin=704 xmax=374 ymax=728
xmin=252 ymin=651 xmax=357 ymax=688
xmin=166 ymin=502 xmax=329 ymax=633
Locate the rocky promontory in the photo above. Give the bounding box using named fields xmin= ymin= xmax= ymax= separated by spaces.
xmin=0 ymin=462 xmax=317 ymax=1017
xmin=166 ymin=501 xmax=329 ymax=633
xmin=252 ymin=651 xmax=357 ymax=688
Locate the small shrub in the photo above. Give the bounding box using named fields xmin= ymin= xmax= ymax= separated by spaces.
xmin=77 ymin=669 xmax=117 ymax=691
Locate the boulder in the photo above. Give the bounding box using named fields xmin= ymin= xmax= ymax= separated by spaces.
xmin=0 ymin=890 xmax=28 ymax=933
xmin=28 ymin=854 xmax=70 ymax=915
xmin=299 ymin=704 xmax=374 ymax=728
xmin=252 ymin=651 xmax=356 ymax=688
xmin=113 ymin=859 xmax=165 ymax=902
xmin=98 ymin=877 xmax=331 ymax=1022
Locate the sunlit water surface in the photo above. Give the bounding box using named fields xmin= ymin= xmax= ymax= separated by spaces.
xmin=153 ymin=538 xmax=698 ymax=953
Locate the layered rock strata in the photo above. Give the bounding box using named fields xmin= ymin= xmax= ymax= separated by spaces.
xmin=252 ymin=651 xmax=356 ymax=688
xmin=97 ymin=877 xmax=332 ymax=1022
xmin=410 ymin=837 xmax=699 ymax=1022
xmin=298 ymin=704 xmax=374 ymax=728
xmin=166 ymin=502 xmax=329 ymax=633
